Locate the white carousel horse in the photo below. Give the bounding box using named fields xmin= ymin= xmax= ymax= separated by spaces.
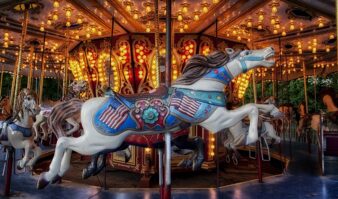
xmin=33 ymin=80 xmax=88 ymax=141
xmin=223 ymin=103 xmax=282 ymax=150
xmin=37 ymin=47 xmax=276 ymax=189
xmin=0 ymin=89 xmax=41 ymax=169
xmin=223 ymin=103 xmax=283 ymax=164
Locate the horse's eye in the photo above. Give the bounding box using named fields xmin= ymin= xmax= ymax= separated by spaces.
xmin=245 ymin=51 xmax=250 ymax=55
xmin=27 ymin=97 xmax=31 ymax=100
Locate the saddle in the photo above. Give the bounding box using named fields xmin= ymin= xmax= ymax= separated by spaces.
xmin=117 ymin=86 xmax=169 ymax=101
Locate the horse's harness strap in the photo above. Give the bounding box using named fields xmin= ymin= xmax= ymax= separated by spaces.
xmin=239 ymin=56 xmax=264 ymax=73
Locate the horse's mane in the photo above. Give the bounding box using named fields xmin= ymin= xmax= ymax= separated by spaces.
xmin=173 ymin=50 xmax=240 ymax=85
xmin=48 ymin=98 xmax=82 ymax=138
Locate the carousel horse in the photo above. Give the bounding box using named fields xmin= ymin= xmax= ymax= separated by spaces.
xmin=222 ymin=103 xmax=283 ymax=164
xmin=37 ymin=47 xmax=276 ymax=189
xmin=0 ymin=89 xmax=41 ymax=169
xmin=0 ymin=96 xmax=12 ymax=121
xmin=33 ymin=80 xmax=88 ymax=141
xmin=297 ymin=88 xmax=338 ymax=137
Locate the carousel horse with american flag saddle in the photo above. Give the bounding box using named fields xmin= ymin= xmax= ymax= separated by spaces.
xmin=37 ymin=46 xmax=276 ymax=189
xmin=58 ymin=88 xmax=205 ymax=180
xmin=32 ymin=80 xmax=88 ymax=142
xmin=0 ymin=89 xmax=42 ymax=170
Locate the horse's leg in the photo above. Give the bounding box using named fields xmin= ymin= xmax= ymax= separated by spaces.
xmin=17 ymin=140 xmax=31 ymax=170
xmin=82 ymin=153 xmax=100 ymax=179
xmin=90 ymin=142 xmax=130 ymax=177
xmin=263 ymin=122 xmax=281 ymax=144
xmin=200 ymin=104 xmax=259 ymax=144
xmin=51 ymin=149 xmax=72 ymax=184
xmin=173 ymin=135 xmax=204 ymax=171
xmin=26 ymin=142 xmax=42 ymax=168
xmin=40 ymin=120 xmax=49 ymax=140
xmin=255 ymin=104 xmax=283 ymax=117
xmin=32 ymin=120 xmax=41 ymax=141
xmin=64 ymin=118 xmax=80 ymax=136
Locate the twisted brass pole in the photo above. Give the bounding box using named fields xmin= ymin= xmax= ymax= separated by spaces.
xmin=12 ymin=9 xmax=29 ymax=110
xmin=38 ymin=32 xmax=46 ymax=103
xmin=27 ymin=46 xmax=34 ymax=89
xmin=0 ymin=65 xmax=4 ymax=97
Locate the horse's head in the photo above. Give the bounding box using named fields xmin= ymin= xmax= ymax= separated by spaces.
xmin=228 ymin=47 xmax=275 ymax=72
xmin=69 ymin=80 xmax=88 ymax=94
xmin=0 ymin=96 xmax=9 ymax=107
xmin=19 ymin=89 xmax=40 ymax=116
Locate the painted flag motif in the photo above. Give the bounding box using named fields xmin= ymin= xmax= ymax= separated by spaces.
xmin=171 ymin=95 xmax=200 ymax=117
xmin=99 ymin=105 xmax=129 ymax=129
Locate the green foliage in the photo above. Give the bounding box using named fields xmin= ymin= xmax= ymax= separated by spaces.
xmin=244 ymin=73 xmax=338 ymax=113
xmin=0 ymin=73 xmax=62 ymax=101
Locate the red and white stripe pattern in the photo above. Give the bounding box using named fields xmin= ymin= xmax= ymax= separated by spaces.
xmin=99 ymin=105 xmax=129 ymax=129
xmin=171 ymin=95 xmax=200 ymax=117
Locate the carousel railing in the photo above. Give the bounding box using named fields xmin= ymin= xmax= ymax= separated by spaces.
xmin=318 ymin=111 xmax=338 ymax=175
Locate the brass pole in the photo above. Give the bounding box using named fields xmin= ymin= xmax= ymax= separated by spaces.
xmin=252 ymin=71 xmax=257 ymax=103
xmin=272 ymin=68 xmax=276 ymax=97
xmin=336 ymin=0 xmax=338 ymax=65
xmin=165 ymin=0 xmax=172 ymax=87
xmin=38 ymin=32 xmax=47 ymax=103
xmin=0 ymin=65 xmax=4 ymax=97
xmin=154 ymin=0 xmax=160 ymax=87
xmin=63 ymin=35 xmax=69 ymax=99
xmin=12 ymin=9 xmax=29 ymax=110
xmin=302 ymin=60 xmax=309 ymax=114
xmin=261 ymin=76 xmax=264 ymax=99
xmin=27 ymin=46 xmax=34 ymax=89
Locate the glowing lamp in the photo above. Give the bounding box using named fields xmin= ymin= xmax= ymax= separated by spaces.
xmin=53 ymin=0 xmax=59 ymax=8
xmin=177 ymin=13 xmax=183 ymax=21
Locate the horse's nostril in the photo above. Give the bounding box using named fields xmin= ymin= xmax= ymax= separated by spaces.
xmin=270 ymin=47 xmax=274 ymax=51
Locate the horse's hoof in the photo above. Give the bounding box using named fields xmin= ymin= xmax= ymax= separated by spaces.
xmin=37 ymin=173 xmax=50 ymax=189
xmin=51 ymin=175 xmax=62 ymax=184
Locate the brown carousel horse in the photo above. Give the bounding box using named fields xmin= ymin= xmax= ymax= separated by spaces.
xmin=297 ymin=88 xmax=338 ymax=139
xmin=0 ymin=96 xmax=12 ymax=121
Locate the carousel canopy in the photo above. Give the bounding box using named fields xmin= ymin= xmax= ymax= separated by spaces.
xmin=0 ymin=0 xmax=336 ymax=80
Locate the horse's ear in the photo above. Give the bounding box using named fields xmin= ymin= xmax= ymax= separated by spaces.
xmin=225 ymin=48 xmax=234 ymax=55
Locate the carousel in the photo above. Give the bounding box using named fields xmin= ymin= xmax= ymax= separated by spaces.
xmin=0 ymin=0 xmax=337 ymax=198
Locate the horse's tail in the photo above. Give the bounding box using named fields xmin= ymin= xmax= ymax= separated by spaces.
xmin=48 ymin=98 xmax=82 ymax=138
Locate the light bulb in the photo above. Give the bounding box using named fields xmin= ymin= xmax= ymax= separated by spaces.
xmin=53 ymin=13 xmax=58 ymax=21
xmin=202 ymin=6 xmax=208 ymax=13
xmin=272 ymin=6 xmax=277 ymax=13
xmin=177 ymin=14 xmax=183 ymax=21
xmin=77 ymin=18 xmax=83 ymax=24
xmin=194 ymin=14 xmax=199 ymax=21
xmin=146 ymin=5 xmax=151 ymax=13
xmin=182 ymin=6 xmax=188 ymax=13
xmin=53 ymin=0 xmax=59 ymax=8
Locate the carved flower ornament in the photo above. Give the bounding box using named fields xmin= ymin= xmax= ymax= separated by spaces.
xmin=142 ymin=107 xmax=159 ymax=124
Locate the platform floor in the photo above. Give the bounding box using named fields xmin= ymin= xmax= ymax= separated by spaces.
xmin=1 ymin=142 xmax=338 ymax=199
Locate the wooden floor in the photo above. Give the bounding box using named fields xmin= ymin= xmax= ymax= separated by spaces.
xmin=0 ymin=141 xmax=338 ymax=199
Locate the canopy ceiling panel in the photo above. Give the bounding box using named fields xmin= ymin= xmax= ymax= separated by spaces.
xmin=0 ymin=0 xmax=336 ymax=80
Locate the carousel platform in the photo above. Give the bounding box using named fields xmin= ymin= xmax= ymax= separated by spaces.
xmin=1 ymin=142 xmax=338 ymax=199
